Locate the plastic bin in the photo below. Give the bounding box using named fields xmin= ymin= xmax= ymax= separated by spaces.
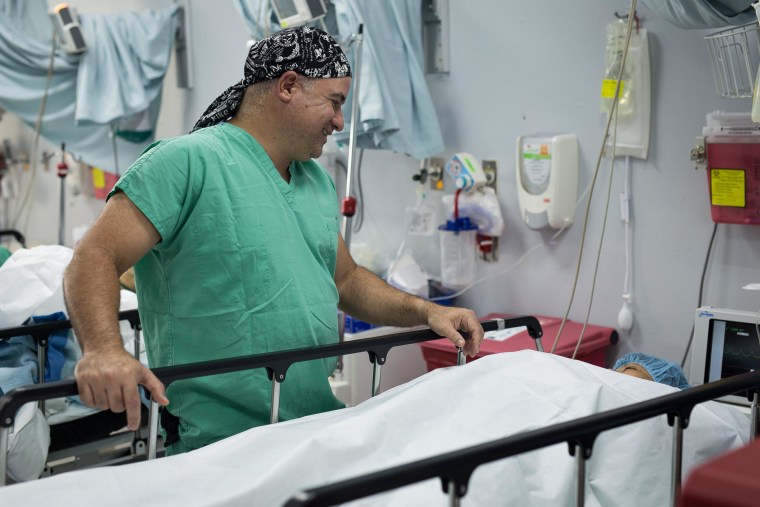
xmin=419 ymin=313 xmax=618 ymax=371
xmin=681 ymin=440 xmax=760 ymax=507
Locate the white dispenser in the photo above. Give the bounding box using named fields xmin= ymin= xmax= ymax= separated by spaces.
xmin=516 ymin=134 xmax=579 ymax=230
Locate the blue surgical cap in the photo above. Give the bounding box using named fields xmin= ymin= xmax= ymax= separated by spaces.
xmin=613 ymin=352 xmax=691 ymax=390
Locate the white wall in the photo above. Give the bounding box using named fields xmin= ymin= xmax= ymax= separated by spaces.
xmin=3 ymin=0 xmax=760 ymax=375
xmin=349 ymin=0 xmax=760 ymax=371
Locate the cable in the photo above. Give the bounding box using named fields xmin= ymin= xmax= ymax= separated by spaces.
xmin=573 ymin=148 xmax=617 ymax=359
xmin=454 ymin=188 xmax=462 ymax=220
xmin=12 ymin=28 xmax=58 ymax=231
xmin=572 ymin=73 xmax=621 ymax=359
xmin=680 ymin=222 xmax=719 ymax=367
xmin=551 ymin=0 xmax=637 ymax=354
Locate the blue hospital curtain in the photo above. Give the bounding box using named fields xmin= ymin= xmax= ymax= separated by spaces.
xmin=638 ymin=0 xmax=755 ymax=28
xmin=233 ymin=0 xmax=444 ymax=158
xmin=0 ymin=0 xmax=178 ymax=174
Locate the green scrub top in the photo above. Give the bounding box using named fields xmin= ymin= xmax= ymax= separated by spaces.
xmin=111 ymin=123 xmax=344 ymax=453
xmin=0 ymin=246 xmax=10 ymax=268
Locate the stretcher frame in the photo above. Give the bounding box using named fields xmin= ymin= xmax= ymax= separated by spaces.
xmin=284 ymin=369 xmax=760 ymax=507
xmin=0 ymin=315 xmax=543 ymax=487
xmin=0 ymin=309 xmax=147 ymax=478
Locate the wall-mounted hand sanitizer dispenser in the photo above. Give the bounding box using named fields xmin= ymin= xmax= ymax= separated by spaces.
xmin=516 ymin=134 xmax=579 ymax=229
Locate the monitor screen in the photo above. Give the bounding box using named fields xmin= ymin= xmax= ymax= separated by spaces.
xmin=690 ymin=307 xmax=760 ymax=406
xmin=705 ymin=318 xmax=760 ymax=383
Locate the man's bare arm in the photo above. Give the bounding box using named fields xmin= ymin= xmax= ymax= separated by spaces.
xmin=64 ymin=192 xmax=168 ymax=429
xmin=333 ymin=235 xmax=483 ymax=356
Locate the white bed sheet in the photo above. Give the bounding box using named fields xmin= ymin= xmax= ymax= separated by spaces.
xmin=0 ymin=350 xmax=750 ymax=506
xmin=0 ymin=245 xmax=146 ymax=481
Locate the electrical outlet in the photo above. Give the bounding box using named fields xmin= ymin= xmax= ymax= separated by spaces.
xmin=482 ymin=160 xmax=497 ymax=191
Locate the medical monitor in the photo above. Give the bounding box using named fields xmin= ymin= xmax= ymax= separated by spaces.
xmin=271 ymin=0 xmax=327 ymax=28
xmin=690 ymin=306 xmax=760 ymax=407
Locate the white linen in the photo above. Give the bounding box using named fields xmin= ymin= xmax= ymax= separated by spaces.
xmin=0 ymin=245 xmax=73 ymax=328
xmin=0 ymin=350 xmax=749 ymax=506
xmin=0 ymin=246 xmax=146 ymax=478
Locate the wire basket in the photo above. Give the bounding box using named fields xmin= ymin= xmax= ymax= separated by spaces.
xmin=705 ymin=22 xmax=760 ymax=98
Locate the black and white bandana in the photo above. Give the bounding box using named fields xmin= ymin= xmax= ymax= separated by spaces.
xmin=191 ymin=26 xmax=351 ymax=133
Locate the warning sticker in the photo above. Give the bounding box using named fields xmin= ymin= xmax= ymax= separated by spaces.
xmin=710 ymin=169 xmax=746 ymax=207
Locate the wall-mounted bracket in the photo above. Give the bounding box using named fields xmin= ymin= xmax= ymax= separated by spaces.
xmin=482 ymin=159 xmax=498 ymax=191
xmin=690 ymin=137 xmax=706 ymax=171
xmin=175 ymin=2 xmax=193 ymax=89
xmin=422 ymin=0 xmax=450 ymax=74
xmin=428 ymin=157 xmax=444 ymax=190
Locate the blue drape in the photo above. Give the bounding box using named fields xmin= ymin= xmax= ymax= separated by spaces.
xmin=232 ymin=0 xmax=444 ymax=158
xmin=0 ymin=0 xmax=178 ymax=174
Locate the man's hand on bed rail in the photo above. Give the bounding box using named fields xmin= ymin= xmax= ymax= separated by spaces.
xmin=426 ymin=305 xmax=484 ymax=358
xmin=75 ymin=347 xmax=169 ymax=431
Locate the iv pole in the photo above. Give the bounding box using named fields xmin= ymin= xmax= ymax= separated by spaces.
xmin=335 ymin=24 xmax=364 ymax=378
xmin=340 ymin=23 xmax=364 ymax=246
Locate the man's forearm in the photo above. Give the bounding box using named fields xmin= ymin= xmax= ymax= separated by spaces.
xmin=337 ymin=265 xmax=435 ymax=327
xmin=63 ymin=247 xmax=125 ymax=353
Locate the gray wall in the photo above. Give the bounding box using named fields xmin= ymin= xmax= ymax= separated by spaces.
xmin=348 ymin=0 xmax=760 ymax=370
xmin=7 ymin=1 xmax=760 ymax=375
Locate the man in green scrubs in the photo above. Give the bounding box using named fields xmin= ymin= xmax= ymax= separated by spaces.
xmin=63 ymin=27 xmax=484 ymax=454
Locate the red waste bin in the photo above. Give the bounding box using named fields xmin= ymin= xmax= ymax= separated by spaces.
xmin=419 ymin=313 xmax=618 ymax=371
xmin=680 ymin=439 xmax=760 ymax=507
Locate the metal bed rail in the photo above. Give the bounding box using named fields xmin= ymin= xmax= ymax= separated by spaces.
xmin=0 ymin=315 xmax=544 ymax=486
xmin=0 ymin=309 xmax=142 ymax=414
xmin=284 ymin=370 xmax=760 ymax=507
xmin=0 ymin=229 xmax=26 ymax=248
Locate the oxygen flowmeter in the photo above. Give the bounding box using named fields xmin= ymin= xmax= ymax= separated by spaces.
xmin=445 ymin=152 xmax=488 ymax=191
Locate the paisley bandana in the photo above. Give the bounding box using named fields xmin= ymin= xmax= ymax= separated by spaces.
xmin=191 ymin=26 xmax=351 ymax=133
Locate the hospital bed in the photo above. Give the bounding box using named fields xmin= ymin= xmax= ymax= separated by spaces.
xmin=0 ymin=309 xmax=150 ymax=480
xmin=0 ymin=316 xmax=754 ymax=506
xmin=284 ymin=362 xmax=760 ymax=507
xmin=0 ymin=316 xmax=541 ymax=483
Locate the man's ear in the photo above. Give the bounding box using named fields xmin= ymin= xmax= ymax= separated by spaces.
xmin=276 ymin=71 xmax=299 ymax=103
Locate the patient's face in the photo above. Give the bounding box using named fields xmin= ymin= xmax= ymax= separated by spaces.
xmin=615 ymin=363 xmax=653 ymax=381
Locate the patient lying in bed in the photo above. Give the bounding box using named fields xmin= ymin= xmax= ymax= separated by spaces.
xmin=0 ymin=350 xmax=748 ymax=506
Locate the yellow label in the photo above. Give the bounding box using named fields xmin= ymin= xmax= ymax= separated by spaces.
xmin=710 ymin=169 xmax=745 ymax=207
xmin=91 ymin=167 xmax=106 ymax=189
xmin=601 ymin=79 xmax=626 ymax=99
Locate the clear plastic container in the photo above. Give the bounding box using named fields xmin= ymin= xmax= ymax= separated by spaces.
xmin=438 ymin=217 xmax=478 ymax=289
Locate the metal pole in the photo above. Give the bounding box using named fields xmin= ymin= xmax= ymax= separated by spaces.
xmin=371 ymin=362 xmax=382 ymax=397
xmin=340 ymin=24 xmax=364 ymax=247
xmin=670 ymin=417 xmax=684 ymax=507
xmin=575 ymin=450 xmax=586 ymax=507
xmin=37 ymin=341 xmax=47 ymax=414
xmin=58 ymin=174 xmax=65 ymax=246
xmin=457 ymin=348 xmax=466 ymax=366
xmin=533 ymin=337 xmax=545 ymax=353
xmin=56 ymin=143 xmax=68 ymax=246
xmin=147 ymin=400 xmax=159 ymax=460
xmin=270 ymin=378 xmax=281 ymax=424
xmin=751 ymin=392 xmax=759 ymax=441
xmin=448 ymin=481 xmax=461 ymax=507
xmin=133 ymin=326 xmax=141 ymax=363
xmin=0 ymin=427 xmax=8 ymax=487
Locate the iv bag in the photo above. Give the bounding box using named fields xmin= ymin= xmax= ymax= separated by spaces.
xmin=601 ymin=19 xmax=634 ymax=117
